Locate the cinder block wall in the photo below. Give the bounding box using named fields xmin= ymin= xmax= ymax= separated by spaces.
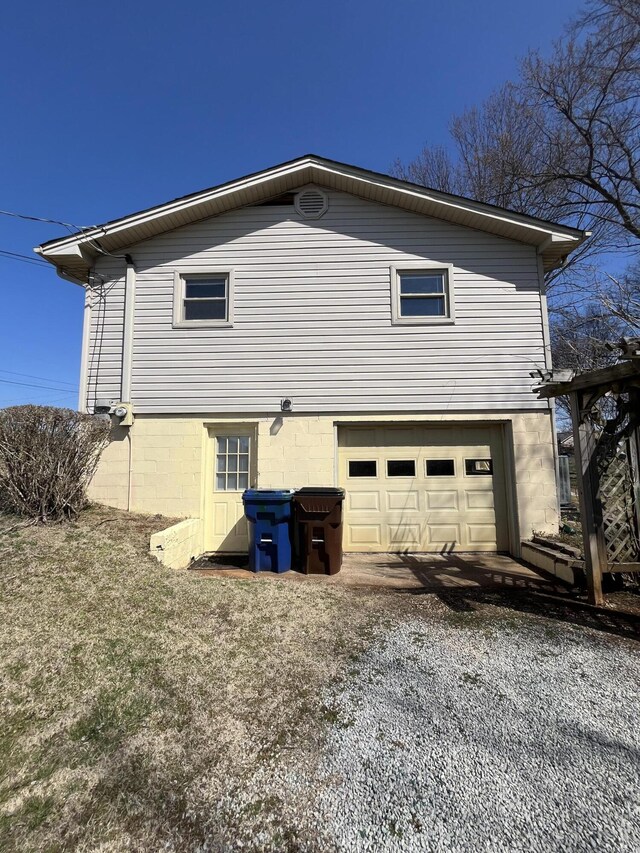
xmin=256 ymin=415 xmax=335 ymax=488
xmin=149 ymin=518 xmax=203 ymax=569
xmin=89 ymin=417 xmax=203 ymax=517
xmin=89 ymin=410 xmax=558 ymax=548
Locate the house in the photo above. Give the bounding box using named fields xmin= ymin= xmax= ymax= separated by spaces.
xmin=36 ymin=155 xmax=587 ymax=565
xmin=557 ymin=430 xmax=574 ymax=452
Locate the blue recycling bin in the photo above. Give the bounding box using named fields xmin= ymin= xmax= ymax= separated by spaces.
xmin=242 ymin=489 xmax=294 ymax=573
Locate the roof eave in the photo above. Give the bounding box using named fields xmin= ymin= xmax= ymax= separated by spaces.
xmin=36 ymin=155 xmax=589 ymax=278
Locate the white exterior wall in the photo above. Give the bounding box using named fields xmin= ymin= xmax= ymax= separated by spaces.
xmin=86 ymin=262 xmax=125 ymax=407
xmin=86 ymin=188 xmax=551 ymax=415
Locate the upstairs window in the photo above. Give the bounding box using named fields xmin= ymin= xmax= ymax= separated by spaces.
xmin=391 ymin=264 xmax=454 ymax=324
xmin=173 ymin=270 xmax=234 ymax=327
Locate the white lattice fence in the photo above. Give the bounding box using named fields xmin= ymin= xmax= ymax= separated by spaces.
xmin=597 ymin=438 xmax=640 ymax=564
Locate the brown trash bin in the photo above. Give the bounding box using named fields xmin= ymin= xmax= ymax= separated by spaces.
xmin=293 ymin=487 xmax=345 ymax=575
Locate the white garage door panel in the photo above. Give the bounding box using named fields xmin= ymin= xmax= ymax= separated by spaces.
xmin=339 ymin=425 xmax=509 ymax=553
xmin=350 ymin=524 xmax=383 ymax=546
xmin=349 ymin=492 xmax=380 ymax=511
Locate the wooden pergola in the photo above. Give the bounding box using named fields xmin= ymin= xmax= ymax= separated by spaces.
xmin=535 ymin=339 xmax=640 ymax=605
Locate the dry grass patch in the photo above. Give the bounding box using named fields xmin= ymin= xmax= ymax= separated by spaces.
xmin=0 ymin=506 xmax=382 ymax=851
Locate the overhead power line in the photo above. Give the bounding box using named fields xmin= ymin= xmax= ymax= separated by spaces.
xmin=0 ymin=392 xmax=77 ymax=408
xmin=0 ymin=377 xmax=77 ymax=393
xmin=0 ymin=369 xmax=76 ymax=387
xmin=0 ymin=207 xmax=129 ymax=263
xmin=0 ymin=249 xmax=50 ymax=268
xmin=0 ymin=208 xmax=91 ymax=230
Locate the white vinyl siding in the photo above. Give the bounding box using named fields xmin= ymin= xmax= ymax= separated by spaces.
xmin=88 ymin=189 xmax=549 ymax=413
xmin=86 ymin=260 xmax=125 ymax=410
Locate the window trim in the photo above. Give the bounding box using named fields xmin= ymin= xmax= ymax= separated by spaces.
xmin=426 ymin=458 xmax=456 ymax=477
xmin=173 ymin=268 xmax=235 ymax=328
xmin=390 ymin=262 xmax=455 ymax=325
xmin=386 ymin=459 xmax=417 ymax=478
xmin=215 ymin=433 xmax=251 ymax=492
xmin=464 ymin=458 xmax=493 ymax=477
xmin=348 ymin=460 xmax=378 ymax=478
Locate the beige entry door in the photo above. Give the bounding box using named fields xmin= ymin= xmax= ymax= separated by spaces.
xmin=205 ymin=428 xmax=255 ymax=552
xmin=338 ymin=425 xmax=509 ymax=553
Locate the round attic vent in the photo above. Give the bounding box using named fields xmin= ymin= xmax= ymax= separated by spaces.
xmin=295 ymin=188 xmax=328 ymax=219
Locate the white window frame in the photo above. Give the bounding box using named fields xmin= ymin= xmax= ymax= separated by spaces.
xmin=390 ymin=262 xmax=455 ymax=325
xmin=215 ymin=433 xmax=251 ymax=492
xmin=173 ymin=268 xmax=234 ymax=328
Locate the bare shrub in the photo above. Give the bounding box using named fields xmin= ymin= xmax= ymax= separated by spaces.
xmin=0 ymin=405 xmax=111 ymax=521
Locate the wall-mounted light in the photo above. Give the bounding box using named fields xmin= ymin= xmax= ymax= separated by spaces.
xmin=281 ymin=398 xmax=293 ymax=412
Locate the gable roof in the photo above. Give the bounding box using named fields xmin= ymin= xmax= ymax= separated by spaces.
xmin=35 ymin=154 xmax=588 ymax=283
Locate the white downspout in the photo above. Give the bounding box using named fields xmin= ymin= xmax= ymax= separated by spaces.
xmin=538 ymin=254 xmax=561 ymax=524
xmin=78 ymin=284 xmax=92 ymax=413
xmin=121 ymin=255 xmax=136 ymax=512
xmin=121 ymin=256 xmax=136 ymax=403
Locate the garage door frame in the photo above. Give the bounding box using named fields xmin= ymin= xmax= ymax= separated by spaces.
xmin=336 ymin=420 xmax=517 ymax=554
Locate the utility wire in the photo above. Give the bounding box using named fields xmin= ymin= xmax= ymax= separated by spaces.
xmin=0 ymin=377 xmax=77 ymax=393
xmin=0 ymin=368 xmax=76 ymax=387
xmin=0 ymin=207 xmax=129 ymax=263
xmin=0 ymin=249 xmax=51 ymax=268
xmin=0 ymin=391 xmax=76 ymax=407
xmin=0 ymin=208 xmax=92 ymax=230
xmin=0 ymin=392 xmax=76 ymax=408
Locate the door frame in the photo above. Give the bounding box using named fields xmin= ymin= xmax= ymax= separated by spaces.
xmin=202 ymin=421 xmax=258 ymax=553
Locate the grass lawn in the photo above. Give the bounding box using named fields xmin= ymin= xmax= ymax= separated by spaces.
xmin=0 ymin=506 xmax=382 ymax=851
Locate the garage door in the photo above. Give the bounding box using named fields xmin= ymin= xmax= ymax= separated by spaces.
xmin=338 ymin=425 xmax=509 ymax=552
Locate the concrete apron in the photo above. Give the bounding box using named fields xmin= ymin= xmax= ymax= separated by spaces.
xmin=191 ymin=552 xmax=558 ymax=593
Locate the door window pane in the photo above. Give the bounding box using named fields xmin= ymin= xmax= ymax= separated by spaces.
xmin=387 ymin=460 xmax=416 ymax=477
xmin=216 ymin=435 xmax=251 ymax=490
xmin=426 ymin=459 xmax=455 ymax=476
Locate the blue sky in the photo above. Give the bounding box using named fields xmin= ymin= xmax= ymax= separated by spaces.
xmin=0 ymin=0 xmax=584 ymax=408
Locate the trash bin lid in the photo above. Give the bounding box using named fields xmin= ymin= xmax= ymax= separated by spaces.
xmin=242 ymin=488 xmax=295 ymax=501
xmin=295 ymin=487 xmax=345 ymax=497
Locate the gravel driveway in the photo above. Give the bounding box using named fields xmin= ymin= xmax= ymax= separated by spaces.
xmin=225 ymin=609 xmax=640 ymax=852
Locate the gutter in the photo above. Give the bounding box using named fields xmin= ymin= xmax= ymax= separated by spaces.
xmin=55 ymin=267 xmax=86 ymax=287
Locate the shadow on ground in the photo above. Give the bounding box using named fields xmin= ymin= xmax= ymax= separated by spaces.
xmin=425 ymin=586 xmax=640 ymax=641
xmin=355 ymin=552 xmax=640 ymax=641
xmin=191 ymin=550 xmax=640 ymax=641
